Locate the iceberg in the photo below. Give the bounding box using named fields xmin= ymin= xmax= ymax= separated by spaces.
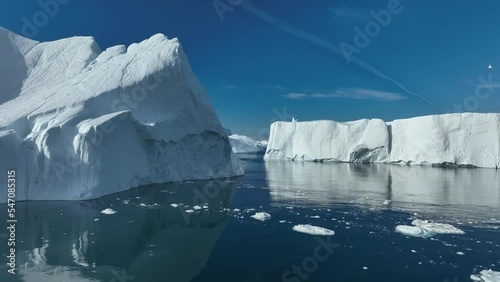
xmin=265 ymin=119 xmax=390 ymax=162
xmin=0 ymin=27 xmax=243 ymax=202
xmin=265 ymin=113 xmax=500 ymax=168
xmin=229 ymin=134 xmax=267 ymax=154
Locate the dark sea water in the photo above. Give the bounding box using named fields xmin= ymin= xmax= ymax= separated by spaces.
xmin=1 ymin=153 xmax=499 ymax=282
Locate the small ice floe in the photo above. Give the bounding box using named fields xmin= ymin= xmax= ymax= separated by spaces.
xmin=139 ymin=203 xmax=160 ymax=209
xmin=94 ymin=219 xmax=99 ymax=222
xmin=100 ymin=208 xmax=116 ymax=215
xmin=292 ymin=224 xmax=335 ymax=236
xmin=185 ymin=209 xmax=195 ymax=213
xmin=383 ymin=200 xmax=391 ymax=205
xmin=395 ymin=219 xmax=465 ymax=238
xmin=310 ymin=215 xmax=321 ymax=219
xmin=170 ymin=203 xmax=179 ymax=208
xmin=456 ymin=251 xmax=465 ymax=256
xmin=411 ymin=250 xmax=417 ymax=253
xmin=286 ymin=206 xmax=294 ymax=209
xmin=470 ymin=269 xmax=500 ymax=282
xmin=193 ymin=206 xmax=202 ymax=210
xmin=122 ymin=199 xmax=130 ymax=205
xmin=363 ymin=267 xmax=369 ymax=270
xmin=246 ymin=208 xmax=256 ymax=212
xmin=233 ymin=208 xmax=241 ymax=212
xmin=279 ymin=220 xmax=287 ymax=223
xmin=251 ymin=212 xmax=271 ymax=221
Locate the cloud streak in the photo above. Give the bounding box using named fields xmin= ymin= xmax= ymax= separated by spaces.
xmin=330 ymin=7 xmax=372 ymax=25
xmin=240 ymin=1 xmax=443 ymax=111
xmin=261 ymin=84 xmax=286 ymax=90
xmin=283 ymin=88 xmax=407 ymax=101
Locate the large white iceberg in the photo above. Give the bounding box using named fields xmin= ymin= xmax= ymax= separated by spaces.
xmin=229 ymin=134 xmax=267 ymax=154
xmin=0 ymin=27 xmax=243 ymax=202
xmin=265 ymin=119 xmax=390 ymax=162
xmin=265 ymin=113 xmax=500 ymax=168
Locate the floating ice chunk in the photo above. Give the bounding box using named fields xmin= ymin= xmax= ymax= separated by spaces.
xmin=457 ymin=252 xmax=465 ymax=256
xmin=396 ymin=219 xmax=464 ymax=238
xmin=185 ymin=209 xmax=195 ymax=213
xmin=100 ymin=208 xmax=116 ymax=215
xmin=383 ymin=200 xmax=391 ymax=205
xmin=292 ymin=224 xmax=335 ymax=236
xmin=193 ymin=206 xmax=202 ymax=210
xmin=279 ymin=220 xmax=286 ymax=223
xmin=251 ymin=212 xmax=271 ymax=221
xmin=170 ymin=204 xmax=179 ymax=208
xmin=310 ymin=215 xmax=321 ymax=219
xmin=395 ymin=225 xmax=428 ymax=238
xmin=233 ymin=208 xmax=241 ymax=212
xmin=412 ymin=219 xmax=465 ymax=235
xmin=470 ymin=269 xmax=500 ymax=282
xmin=363 ymin=267 xmax=369 ymax=270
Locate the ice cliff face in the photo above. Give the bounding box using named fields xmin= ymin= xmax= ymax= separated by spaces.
xmin=265 ymin=113 xmax=500 ymax=168
xmin=265 ymin=119 xmax=390 ymax=163
xmin=0 ymin=27 xmax=243 ymax=202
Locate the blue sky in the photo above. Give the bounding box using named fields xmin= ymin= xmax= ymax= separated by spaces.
xmin=1 ymin=0 xmax=499 ymax=138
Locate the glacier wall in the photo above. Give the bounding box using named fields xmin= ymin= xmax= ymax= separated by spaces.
xmin=0 ymin=28 xmax=243 ymax=202
xmin=264 ymin=113 xmax=500 ymax=168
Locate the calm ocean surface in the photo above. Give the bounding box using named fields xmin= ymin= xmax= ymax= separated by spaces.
xmin=1 ymin=153 xmax=499 ymax=281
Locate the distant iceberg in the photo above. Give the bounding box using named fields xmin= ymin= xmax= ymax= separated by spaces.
xmin=265 ymin=113 xmax=500 ymax=168
xmin=229 ymin=134 xmax=267 ymax=154
xmin=0 ymin=27 xmax=243 ymax=202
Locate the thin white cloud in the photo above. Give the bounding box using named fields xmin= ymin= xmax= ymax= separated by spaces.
xmin=330 ymin=7 xmax=371 ymax=25
xmin=222 ymin=84 xmax=238 ymax=90
xmin=261 ymin=84 xmax=286 ymax=90
xmin=283 ymin=88 xmax=407 ymax=101
xmin=240 ymin=1 xmax=442 ymax=111
xmin=283 ymin=93 xmax=308 ymax=100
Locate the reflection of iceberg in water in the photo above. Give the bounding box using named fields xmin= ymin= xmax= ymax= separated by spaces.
xmin=265 ymin=161 xmax=500 ymax=221
xmin=0 ymin=180 xmax=237 ymax=282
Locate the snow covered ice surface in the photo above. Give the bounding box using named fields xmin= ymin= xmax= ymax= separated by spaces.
xmin=0 ymin=27 xmax=243 ymax=202
xmin=292 ymin=224 xmax=335 ymax=236
xmin=265 ymin=113 xmax=500 ymax=168
xmin=396 ymin=219 xmax=465 ymax=238
xmin=229 ymin=134 xmax=267 ymax=154
xmin=470 ymin=270 xmax=500 ymax=282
